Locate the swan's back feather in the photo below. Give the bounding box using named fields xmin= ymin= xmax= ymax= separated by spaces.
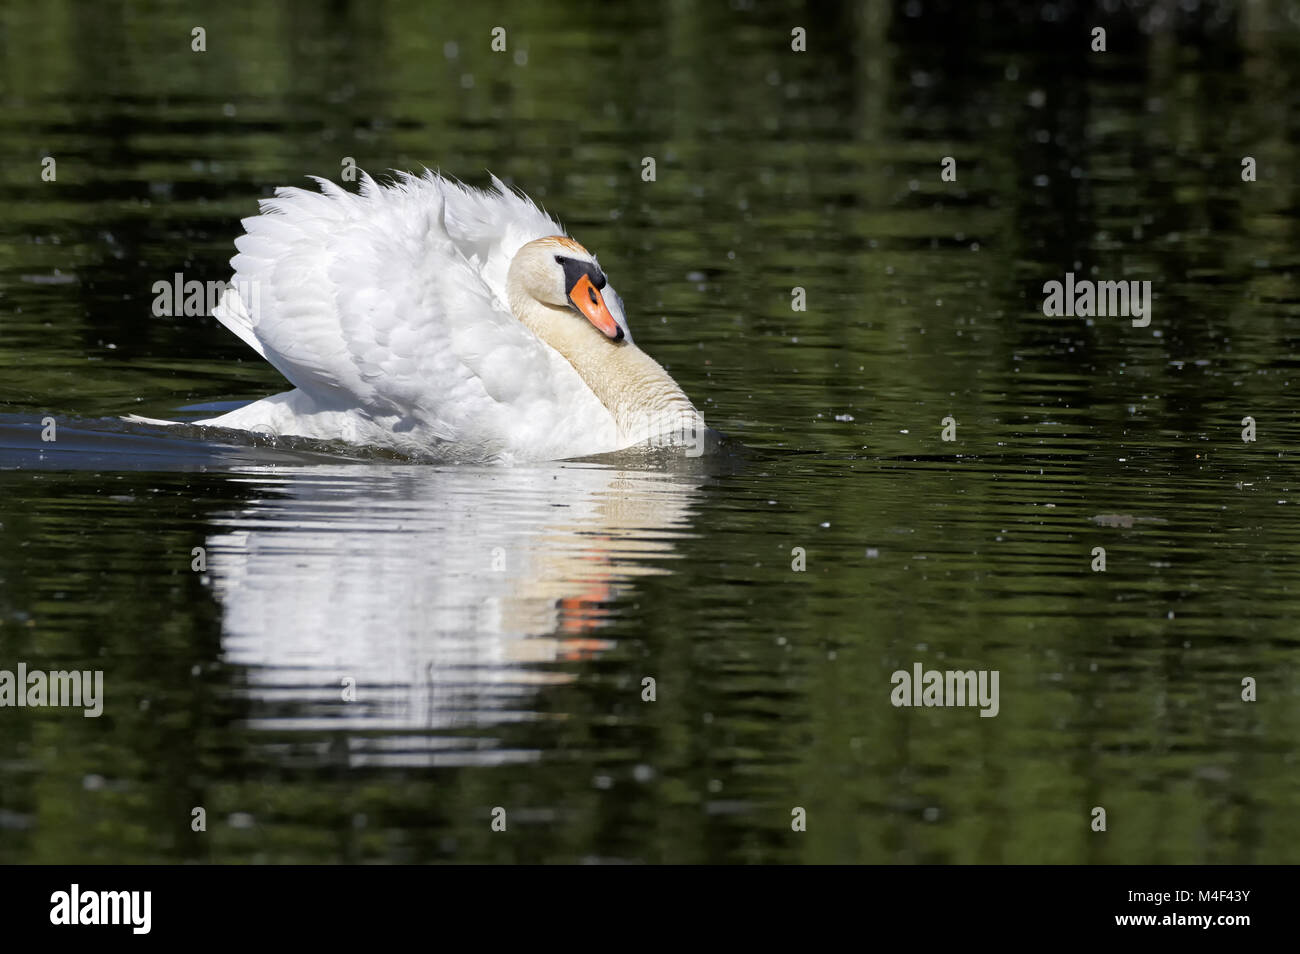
xmin=209 ymin=171 xmax=617 ymax=458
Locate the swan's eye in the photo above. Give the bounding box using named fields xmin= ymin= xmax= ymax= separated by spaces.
xmin=554 ymin=255 xmax=566 ymax=265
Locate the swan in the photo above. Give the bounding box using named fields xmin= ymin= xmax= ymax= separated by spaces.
xmin=189 ymin=171 xmax=706 ymax=462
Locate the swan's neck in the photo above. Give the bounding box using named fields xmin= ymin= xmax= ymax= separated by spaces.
xmin=513 ymin=296 xmax=699 ymax=443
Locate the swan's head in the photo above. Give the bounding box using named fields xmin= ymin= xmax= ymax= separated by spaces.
xmin=508 ymin=236 xmax=633 ymax=343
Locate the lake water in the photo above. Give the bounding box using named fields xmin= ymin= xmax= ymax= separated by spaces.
xmin=1 ymin=1 xmax=1298 ymax=863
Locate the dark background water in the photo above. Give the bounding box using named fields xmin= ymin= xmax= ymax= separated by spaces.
xmin=1 ymin=0 xmax=1298 ymax=863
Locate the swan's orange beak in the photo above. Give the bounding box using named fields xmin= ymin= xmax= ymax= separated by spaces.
xmin=569 ymin=274 xmax=624 ymax=342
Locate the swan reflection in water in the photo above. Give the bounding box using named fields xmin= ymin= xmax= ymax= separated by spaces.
xmin=203 ymin=461 xmax=702 ymax=764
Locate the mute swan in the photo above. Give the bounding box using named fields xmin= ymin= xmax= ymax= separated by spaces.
xmin=193 ymin=171 xmax=706 ymax=462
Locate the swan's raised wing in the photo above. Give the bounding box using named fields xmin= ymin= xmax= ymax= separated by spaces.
xmin=211 ymin=172 xmax=612 ymax=453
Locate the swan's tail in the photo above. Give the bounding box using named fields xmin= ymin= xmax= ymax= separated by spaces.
xmin=122 ymin=286 xmax=265 ymax=430
xmin=122 ymin=413 xmax=181 ymax=426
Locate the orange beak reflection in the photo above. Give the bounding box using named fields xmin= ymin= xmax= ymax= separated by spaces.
xmin=569 ymin=274 xmax=623 ymax=342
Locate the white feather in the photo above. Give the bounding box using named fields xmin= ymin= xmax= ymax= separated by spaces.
xmin=201 ymin=171 xmax=620 ymax=461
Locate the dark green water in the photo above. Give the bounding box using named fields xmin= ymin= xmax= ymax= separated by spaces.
xmin=2 ymin=1 xmax=1299 ymax=863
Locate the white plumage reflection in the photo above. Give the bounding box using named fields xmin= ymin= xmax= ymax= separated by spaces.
xmin=204 ymin=461 xmax=701 ymax=765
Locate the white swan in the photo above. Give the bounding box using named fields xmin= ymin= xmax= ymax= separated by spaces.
xmin=191 ymin=171 xmax=705 ymax=462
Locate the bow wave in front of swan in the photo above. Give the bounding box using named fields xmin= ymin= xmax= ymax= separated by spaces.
xmin=183 ymin=171 xmax=707 ymax=462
